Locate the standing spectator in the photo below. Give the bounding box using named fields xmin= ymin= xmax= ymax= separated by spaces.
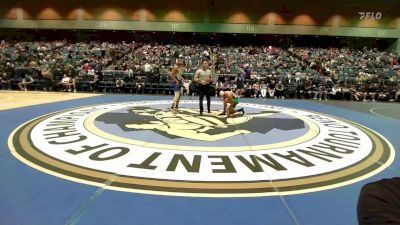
xmin=18 ymin=74 xmax=34 ymax=91
xmin=41 ymin=64 xmax=53 ymax=91
xmin=194 ymin=59 xmax=213 ymax=115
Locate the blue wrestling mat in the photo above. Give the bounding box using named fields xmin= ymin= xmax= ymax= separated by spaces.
xmin=1 ymin=94 xmax=399 ymax=225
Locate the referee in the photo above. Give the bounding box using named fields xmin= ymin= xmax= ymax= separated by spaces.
xmin=194 ymin=59 xmax=213 ymax=115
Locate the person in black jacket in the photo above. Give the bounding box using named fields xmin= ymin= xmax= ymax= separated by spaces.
xmin=358 ymin=177 xmax=400 ymax=225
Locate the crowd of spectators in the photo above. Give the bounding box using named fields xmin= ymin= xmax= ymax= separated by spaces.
xmin=0 ymin=39 xmax=399 ymax=102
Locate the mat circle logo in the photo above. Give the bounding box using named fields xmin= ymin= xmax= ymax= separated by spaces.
xmin=9 ymin=100 xmax=394 ymax=197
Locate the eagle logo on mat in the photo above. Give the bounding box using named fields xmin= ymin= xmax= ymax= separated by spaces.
xmin=96 ymin=106 xmax=305 ymax=142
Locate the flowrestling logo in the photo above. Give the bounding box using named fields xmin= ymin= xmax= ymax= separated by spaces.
xmin=9 ymin=100 xmax=394 ymax=197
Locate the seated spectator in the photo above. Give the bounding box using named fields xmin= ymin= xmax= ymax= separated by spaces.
xmin=267 ymin=80 xmax=276 ymax=98
xmin=182 ymin=76 xmax=192 ymax=95
xmin=252 ymin=81 xmax=261 ymax=98
xmin=391 ymin=84 xmax=400 ymax=102
xmin=296 ymin=82 xmax=305 ymax=99
xmin=115 ymin=77 xmax=125 ymax=93
xmin=363 ymin=83 xmax=378 ymax=102
xmin=328 ymin=84 xmax=343 ymax=100
xmin=318 ymin=83 xmax=328 ymax=100
xmin=0 ymin=72 xmax=11 ymax=90
xmin=69 ymin=75 xmax=77 ymax=92
xmin=275 ymin=81 xmax=285 ymax=99
xmin=351 ymin=85 xmax=363 ymax=101
xmin=229 ymin=80 xmax=237 ymax=93
xmin=18 ymin=74 xmax=34 ymax=91
xmin=304 ymin=82 xmax=314 ymax=99
xmin=59 ymin=74 xmax=75 ymax=92
xmin=144 ymin=61 xmax=153 ymax=79
xmin=89 ymin=74 xmax=99 ymax=92
xmin=58 ymin=74 xmax=71 ymax=92
xmin=215 ymin=80 xmax=224 ymax=97
xmin=311 ymin=85 xmax=319 ymax=100
xmin=260 ymin=81 xmax=267 ymax=98
xmin=376 ymin=84 xmax=390 ymax=101
xmin=136 ymin=77 xmax=145 ymax=93
xmin=341 ymin=85 xmax=351 ymax=100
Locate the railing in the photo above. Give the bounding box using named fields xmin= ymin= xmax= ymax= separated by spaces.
xmin=6 ymin=67 xmax=399 ymax=85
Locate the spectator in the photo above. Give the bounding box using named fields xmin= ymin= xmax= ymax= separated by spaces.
xmin=115 ymin=77 xmax=125 ymax=93
xmin=275 ymin=81 xmax=285 ymax=99
xmin=69 ymin=74 xmax=77 ymax=92
xmin=363 ymin=83 xmax=377 ymax=102
xmin=18 ymin=74 xmax=34 ymax=91
xmin=268 ymin=80 xmax=276 ymax=98
xmin=234 ymin=72 xmax=245 ymax=97
xmin=182 ymin=76 xmax=191 ymax=96
xmin=318 ymin=83 xmax=328 ymax=100
xmin=328 ymin=84 xmax=343 ymax=100
xmin=41 ymin=64 xmax=53 ymax=91
xmin=296 ymin=82 xmax=305 ymax=99
xmin=260 ymin=80 xmax=267 ymax=98
xmin=144 ymin=61 xmax=153 ymax=79
xmin=252 ymin=81 xmax=261 ymax=98
xmin=89 ymin=73 xmax=99 ymax=92
xmin=59 ymin=74 xmax=70 ymax=91
xmin=391 ymin=83 xmax=400 ymax=102
xmin=0 ymin=72 xmax=11 ymax=90
xmin=0 ymin=39 xmax=398 ymax=100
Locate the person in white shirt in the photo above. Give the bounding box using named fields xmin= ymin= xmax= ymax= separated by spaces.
xmin=260 ymin=81 xmax=268 ymax=98
xmin=59 ymin=74 xmax=72 ymax=92
xmin=144 ymin=61 xmax=153 ymax=79
xmin=182 ymin=76 xmax=191 ymax=96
